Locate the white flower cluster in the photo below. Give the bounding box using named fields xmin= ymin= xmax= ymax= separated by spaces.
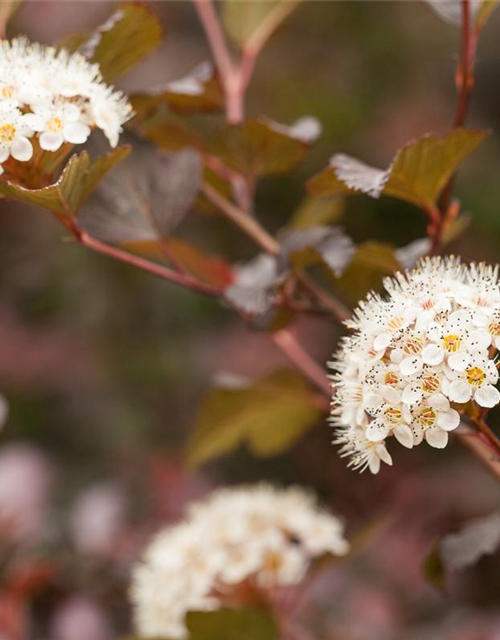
xmin=131 ymin=484 xmax=349 ymax=639
xmin=330 ymin=257 xmax=500 ymax=474
xmin=0 ymin=38 xmax=132 ymax=174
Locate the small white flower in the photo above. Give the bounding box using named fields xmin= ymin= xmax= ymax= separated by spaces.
xmin=0 ymin=105 xmax=34 ymax=170
xmin=25 ymin=103 xmax=91 ymax=151
xmin=0 ymin=37 xmax=132 ymax=168
xmin=330 ymin=257 xmax=500 ymax=473
xmin=131 ymin=485 xmax=349 ymax=639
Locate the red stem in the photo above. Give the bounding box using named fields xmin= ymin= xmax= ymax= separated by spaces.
xmin=76 ymin=230 xmax=223 ymax=298
xmin=273 ymin=328 xmax=332 ymax=396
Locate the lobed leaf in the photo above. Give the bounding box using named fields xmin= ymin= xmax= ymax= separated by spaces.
xmin=123 ymin=238 xmax=233 ymax=288
xmin=79 ymin=147 xmax=203 ymax=241
xmin=307 ymin=130 xmax=488 ymax=211
xmin=70 ymin=2 xmax=162 ymax=81
xmin=334 ymin=241 xmax=401 ymax=304
xmin=187 ymin=370 xmax=324 ymax=467
xmin=138 ymin=110 xmax=204 ymax=152
xmin=131 ymin=62 xmax=224 ymax=116
xmin=475 ymin=0 xmax=500 ymax=29
xmin=288 ymin=194 xmax=344 ymax=229
xmin=0 ymin=0 xmax=22 ymax=27
xmin=279 ymin=226 xmax=355 ymax=277
xmin=0 ymin=146 xmax=130 ymax=217
xmin=207 ymin=118 xmax=312 ymax=179
xmin=224 ymin=254 xmax=281 ymax=315
xmin=425 ymin=0 xmax=498 ymax=29
xmin=440 ymin=511 xmax=500 ymax=571
xmin=186 ymin=608 xmax=278 ymax=640
xmin=222 ymin=0 xmax=301 ymax=53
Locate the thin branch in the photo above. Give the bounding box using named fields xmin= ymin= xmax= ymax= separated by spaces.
xmin=453 ymin=0 xmax=477 ymax=129
xmin=76 ymin=231 xmax=223 ymax=298
xmin=202 ymin=182 xmax=280 ymax=255
xmin=192 ymin=0 xmax=235 ymax=89
xmin=456 ymin=431 xmax=500 ymax=482
xmin=273 ymin=328 xmax=332 ymax=396
xmin=436 ymin=0 xmax=477 ymax=235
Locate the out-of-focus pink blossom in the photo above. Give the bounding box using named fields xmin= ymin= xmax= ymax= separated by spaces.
xmin=69 ymin=482 xmax=126 ymax=558
xmin=0 ymin=443 xmax=52 ymax=543
xmin=51 ymin=596 xmax=112 ymax=640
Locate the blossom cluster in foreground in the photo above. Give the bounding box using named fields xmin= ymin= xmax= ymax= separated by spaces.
xmin=330 ymin=257 xmax=500 ymax=474
xmin=131 ymin=484 xmax=349 ymax=639
xmin=0 ymin=38 xmax=132 ymax=173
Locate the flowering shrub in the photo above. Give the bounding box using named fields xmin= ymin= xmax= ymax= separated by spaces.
xmin=0 ymin=39 xmax=132 ymax=174
xmin=131 ymin=485 xmax=349 ymax=638
xmin=330 ymin=257 xmax=500 ymax=472
xmin=0 ymin=1 xmax=499 ymax=639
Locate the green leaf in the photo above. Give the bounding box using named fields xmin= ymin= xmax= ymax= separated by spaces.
xmin=187 ymin=369 xmax=324 ymax=467
xmin=186 ymin=608 xmax=278 ymax=640
xmin=131 ymin=62 xmax=224 ymax=116
xmin=0 ymin=147 xmax=130 ymax=217
xmin=222 ymin=0 xmax=301 ymax=52
xmin=289 ymin=195 xmax=344 ymax=229
xmin=124 ymin=238 xmax=234 ymax=288
xmin=423 ymin=541 xmax=446 ymax=592
xmin=207 ymin=118 xmax=310 ymax=179
xmin=307 ymin=130 xmax=488 ymax=211
xmin=72 ymin=3 xmax=162 ymax=81
xmin=441 ymin=511 xmax=500 ymax=570
xmin=0 ymin=0 xmax=22 ymax=26
xmin=475 ymin=0 xmax=499 ymax=30
xmin=138 ymin=110 xmax=204 ymax=152
xmin=79 ymin=147 xmax=203 ymax=241
xmin=334 ymin=241 xmax=401 ymax=304
xmin=279 ymin=226 xmax=355 ymax=276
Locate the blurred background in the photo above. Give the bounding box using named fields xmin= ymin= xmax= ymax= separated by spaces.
xmin=0 ymin=2 xmax=499 ymax=639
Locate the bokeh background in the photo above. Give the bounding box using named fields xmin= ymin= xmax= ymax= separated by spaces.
xmin=0 ymin=2 xmax=499 ymax=639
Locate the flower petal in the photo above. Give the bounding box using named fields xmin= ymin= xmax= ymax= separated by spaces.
xmin=400 ymin=356 xmax=423 ymax=376
xmin=421 ymin=343 xmax=443 ymax=365
xmin=448 ymin=380 xmax=472 ymax=404
xmin=39 ymin=131 xmax=64 ymax=151
xmin=64 ymin=122 xmax=91 ymax=144
xmin=393 ymin=424 xmax=414 ymax=449
xmin=402 ymin=383 xmax=422 ymax=405
xmin=425 ymin=426 xmax=448 ymax=449
xmin=428 ymin=393 xmax=450 ymax=411
xmin=375 ymin=444 xmax=393 ymax=466
xmin=448 ymin=351 xmax=471 ymax=372
xmin=474 ymin=384 xmax=500 ymax=409
xmin=365 ymin=421 xmax=390 ymax=443
xmin=373 ymin=332 xmax=391 ymax=351
xmin=10 ymin=136 xmax=33 ymax=161
xmin=437 ymin=409 xmax=460 ymax=431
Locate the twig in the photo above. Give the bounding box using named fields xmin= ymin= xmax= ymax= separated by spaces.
xmin=456 ymin=431 xmax=500 ymax=482
xmin=202 ymin=182 xmax=280 ymax=255
xmin=436 ymin=0 xmax=477 ymax=243
xmin=69 ymin=227 xmax=223 ymax=298
xmin=273 ymin=328 xmax=331 ymax=396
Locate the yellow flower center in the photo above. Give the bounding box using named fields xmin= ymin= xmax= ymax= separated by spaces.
xmin=0 ymin=123 xmax=15 ymax=146
xmin=384 ymin=406 xmax=402 ymax=424
xmin=443 ymin=334 xmax=461 ymax=353
xmin=1 ymin=85 xmax=14 ymax=99
xmin=384 ymin=371 xmax=399 ymax=386
xmin=403 ymin=336 xmax=424 ymax=356
xmin=466 ymin=366 xmax=486 ymax=388
xmin=416 ymin=407 xmax=437 ymax=428
xmin=422 ymin=374 xmax=440 ymax=394
xmin=488 ymin=322 xmax=500 ymax=337
xmin=387 ymin=316 xmax=404 ymax=331
xmin=46 ymin=116 xmax=63 ymax=133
